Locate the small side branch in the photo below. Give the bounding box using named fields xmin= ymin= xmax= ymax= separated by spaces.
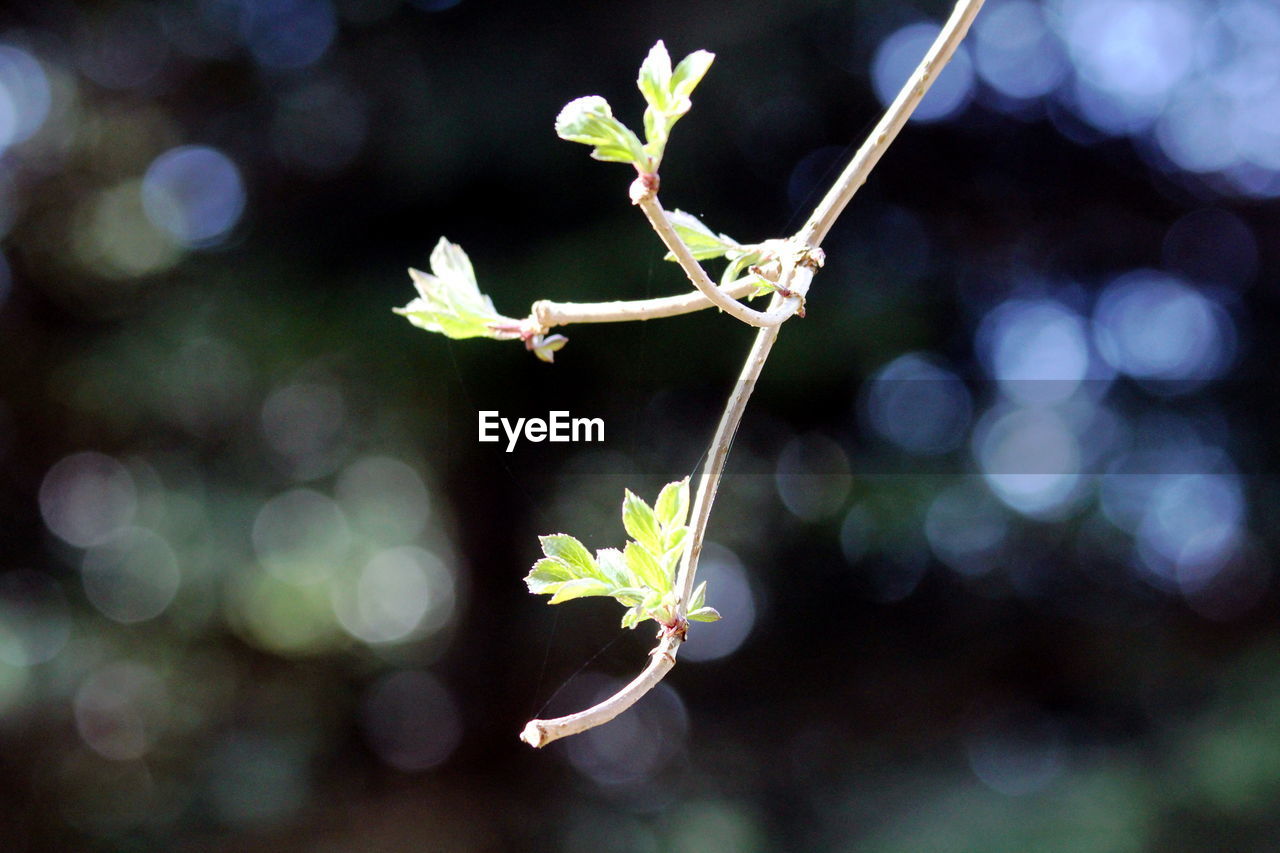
xmin=520 ymin=634 xmax=682 ymax=748
xmin=530 ymin=278 xmax=759 ymax=331
xmin=633 ymin=184 xmax=802 ymax=329
xmin=672 ymin=292 xmax=783 ymax=608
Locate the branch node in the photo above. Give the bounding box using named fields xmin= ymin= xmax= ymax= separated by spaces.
xmin=530 ymin=300 xmax=554 ymax=333
xmin=629 ymin=172 xmax=660 ymax=205
xmin=797 ymin=245 xmax=826 ymax=271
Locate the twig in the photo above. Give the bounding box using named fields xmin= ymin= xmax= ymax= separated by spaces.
xmin=520 ymin=634 xmax=682 ymax=748
xmin=672 ymin=293 xmax=783 ymax=606
xmin=530 ymin=278 xmax=759 ymax=331
xmin=632 ymin=185 xmax=802 ymax=329
xmin=520 ymin=0 xmax=985 ymax=747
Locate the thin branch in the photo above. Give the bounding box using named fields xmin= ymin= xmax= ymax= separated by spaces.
xmin=520 ymin=0 xmax=984 ymax=747
xmin=633 ymin=186 xmax=801 ymax=329
xmin=795 ymin=0 xmax=985 ymax=250
xmin=530 ymin=277 xmax=758 ymax=331
xmin=520 ymin=634 xmax=682 ymax=748
xmin=673 ymin=292 xmax=783 ymax=608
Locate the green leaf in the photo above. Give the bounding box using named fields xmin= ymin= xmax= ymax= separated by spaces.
xmin=539 ymin=534 xmax=600 ymax=579
xmin=719 ymin=251 xmax=753 ymax=289
xmin=428 ymin=235 xmax=473 ymax=287
xmin=653 ymin=47 xmax=714 ymax=145
xmin=548 ymin=577 xmax=614 ymax=604
xmin=610 ymin=586 xmax=648 ymax=606
xmin=524 ymin=558 xmax=576 ymax=594
xmin=620 ymin=605 xmax=646 ymax=629
xmin=687 ymin=606 xmax=722 ymax=622
xmin=642 ymin=107 xmax=668 ymax=162
xmin=637 ymin=40 xmax=674 ymax=114
xmin=594 ymin=547 xmax=629 ymax=587
xmin=638 ymin=42 xmax=674 ymax=159
xmin=661 ymin=210 xmax=740 ymax=262
xmin=622 ymin=490 xmax=662 ymax=554
xmin=661 ymin=527 xmax=688 ymax=568
xmin=394 ymin=238 xmax=522 ymax=340
xmin=641 ymin=588 xmax=664 ymax=611
xmin=689 ymin=579 xmax=708 ymax=612
xmin=624 ymin=540 xmax=669 ymax=593
xmin=555 ymin=96 xmax=648 ymax=166
xmin=670 ymin=49 xmax=715 ymax=104
xmin=654 ymin=477 xmax=691 ymax=530
xmin=749 ymin=277 xmax=779 ymax=299
xmin=686 ymin=583 xmax=719 ymax=622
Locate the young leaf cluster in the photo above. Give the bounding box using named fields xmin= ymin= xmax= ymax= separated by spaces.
xmin=394 ymin=238 xmax=566 ymax=362
xmin=524 ymin=478 xmax=720 ymax=631
xmin=555 ymin=41 xmax=714 ymax=175
xmin=394 ymin=237 xmax=516 ymax=340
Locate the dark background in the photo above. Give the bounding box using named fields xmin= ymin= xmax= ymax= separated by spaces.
xmin=1 ymin=0 xmax=1279 ymax=849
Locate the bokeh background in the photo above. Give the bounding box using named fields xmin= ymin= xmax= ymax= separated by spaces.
xmin=2 ymin=0 xmax=1279 ymax=849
